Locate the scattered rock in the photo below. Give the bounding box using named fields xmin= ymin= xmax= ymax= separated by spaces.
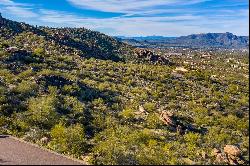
xmin=8 ymin=84 xmax=16 ymax=90
xmin=40 ymin=137 xmax=49 ymax=144
xmin=182 ymin=158 xmax=196 ymax=165
xmin=215 ymin=153 xmax=228 ymax=164
xmin=80 ymin=154 xmax=91 ymax=163
xmin=171 ymin=67 xmax=188 ymax=79
xmin=228 ymin=157 xmax=238 ymax=165
xmin=201 ymin=151 xmax=207 ymax=159
xmin=236 ymin=158 xmax=245 ymax=165
xmin=174 ymin=67 xmax=188 ymax=73
xmin=211 ymin=148 xmax=221 ymax=156
xmin=171 ymin=72 xmax=184 ymax=79
xmin=139 ymin=106 xmax=146 ymax=114
xmin=201 ymin=54 xmax=212 ymax=58
xmin=134 ymin=106 xmax=149 ymax=119
xmin=135 ymin=106 xmax=149 ymax=115
xmin=210 ymin=75 xmax=217 ymax=79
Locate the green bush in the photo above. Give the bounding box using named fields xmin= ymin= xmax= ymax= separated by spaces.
xmin=49 ymin=123 xmax=87 ymax=156
xmin=34 ymin=47 xmax=45 ymax=56
xmin=15 ymin=80 xmax=38 ymax=96
xmin=27 ymin=94 xmax=59 ymax=128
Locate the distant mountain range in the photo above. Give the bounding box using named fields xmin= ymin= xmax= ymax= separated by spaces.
xmin=115 ymin=33 xmax=249 ymax=49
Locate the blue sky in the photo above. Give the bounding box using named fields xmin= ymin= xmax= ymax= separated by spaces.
xmin=0 ymin=0 xmax=249 ymax=36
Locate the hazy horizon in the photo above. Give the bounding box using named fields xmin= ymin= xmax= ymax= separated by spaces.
xmin=0 ymin=0 xmax=249 ymax=36
xmin=113 ymin=32 xmax=249 ymax=38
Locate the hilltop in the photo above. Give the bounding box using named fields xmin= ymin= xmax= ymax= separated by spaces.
xmin=0 ymin=13 xmax=131 ymax=62
xmin=0 ymin=14 xmax=170 ymax=65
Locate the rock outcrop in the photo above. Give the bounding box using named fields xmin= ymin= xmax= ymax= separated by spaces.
xmin=134 ymin=49 xmax=172 ymax=65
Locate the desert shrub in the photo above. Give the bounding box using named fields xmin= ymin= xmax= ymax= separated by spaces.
xmin=146 ymin=113 xmax=161 ymax=129
xmin=15 ymin=80 xmax=38 ymax=96
xmin=26 ymin=94 xmax=59 ymax=128
xmin=34 ymin=47 xmax=45 ymax=56
xmin=119 ymin=108 xmax=134 ymax=120
xmin=49 ymin=123 xmax=87 ymax=156
xmin=143 ymin=102 xmax=156 ymax=113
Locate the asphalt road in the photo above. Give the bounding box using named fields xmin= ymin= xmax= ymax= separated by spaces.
xmin=0 ymin=135 xmax=86 ymax=165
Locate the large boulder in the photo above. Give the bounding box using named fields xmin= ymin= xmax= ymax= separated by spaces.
xmin=159 ymin=111 xmax=176 ymax=127
xmin=224 ymin=145 xmax=241 ymax=157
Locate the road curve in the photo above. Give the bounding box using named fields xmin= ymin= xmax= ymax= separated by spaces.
xmin=0 ymin=135 xmax=87 ymax=165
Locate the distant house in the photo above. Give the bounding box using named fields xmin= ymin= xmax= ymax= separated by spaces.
xmin=166 ymin=53 xmax=183 ymax=56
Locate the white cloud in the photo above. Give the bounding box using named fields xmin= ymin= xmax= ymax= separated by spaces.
xmin=67 ymin=0 xmax=210 ymax=14
xmin=4 ymin=6 xmax=38 ymax=18
xmin=0 ymin=0 xmax=37 ymax=18
xmin=37 ymin=9 xmax=249 ymax=36
xmin=0 ymin=0 xmax=32 ymax=6
xmin=0 ymin=0 xmax=14 ymax=5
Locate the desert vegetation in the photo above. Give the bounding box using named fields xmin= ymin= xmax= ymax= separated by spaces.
xmin=0 ymin=14 xmax=249 ymax=165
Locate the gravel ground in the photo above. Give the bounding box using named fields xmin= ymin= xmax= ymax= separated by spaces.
xmin=0 ymin=135 xmax=86 ymax=165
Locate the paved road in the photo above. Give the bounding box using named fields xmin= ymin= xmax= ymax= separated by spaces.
xmin=0 ymin=135 xmax=86 ymax=165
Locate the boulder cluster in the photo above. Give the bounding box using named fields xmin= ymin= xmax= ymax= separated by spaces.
xmin=212 ymin=145 xmax=245 ymax=165
xmin=134 ymin=49 xmax=172 ymax=65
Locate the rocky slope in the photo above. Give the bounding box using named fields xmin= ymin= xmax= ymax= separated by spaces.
xmin=0 ymin=13 xmax=169 ymax=64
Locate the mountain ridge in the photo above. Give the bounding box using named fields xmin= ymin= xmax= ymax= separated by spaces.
xmin=116 ymin=32 xmax=249 ymax=49
xmin=0 ymin=13 xmax=133 ymax=62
